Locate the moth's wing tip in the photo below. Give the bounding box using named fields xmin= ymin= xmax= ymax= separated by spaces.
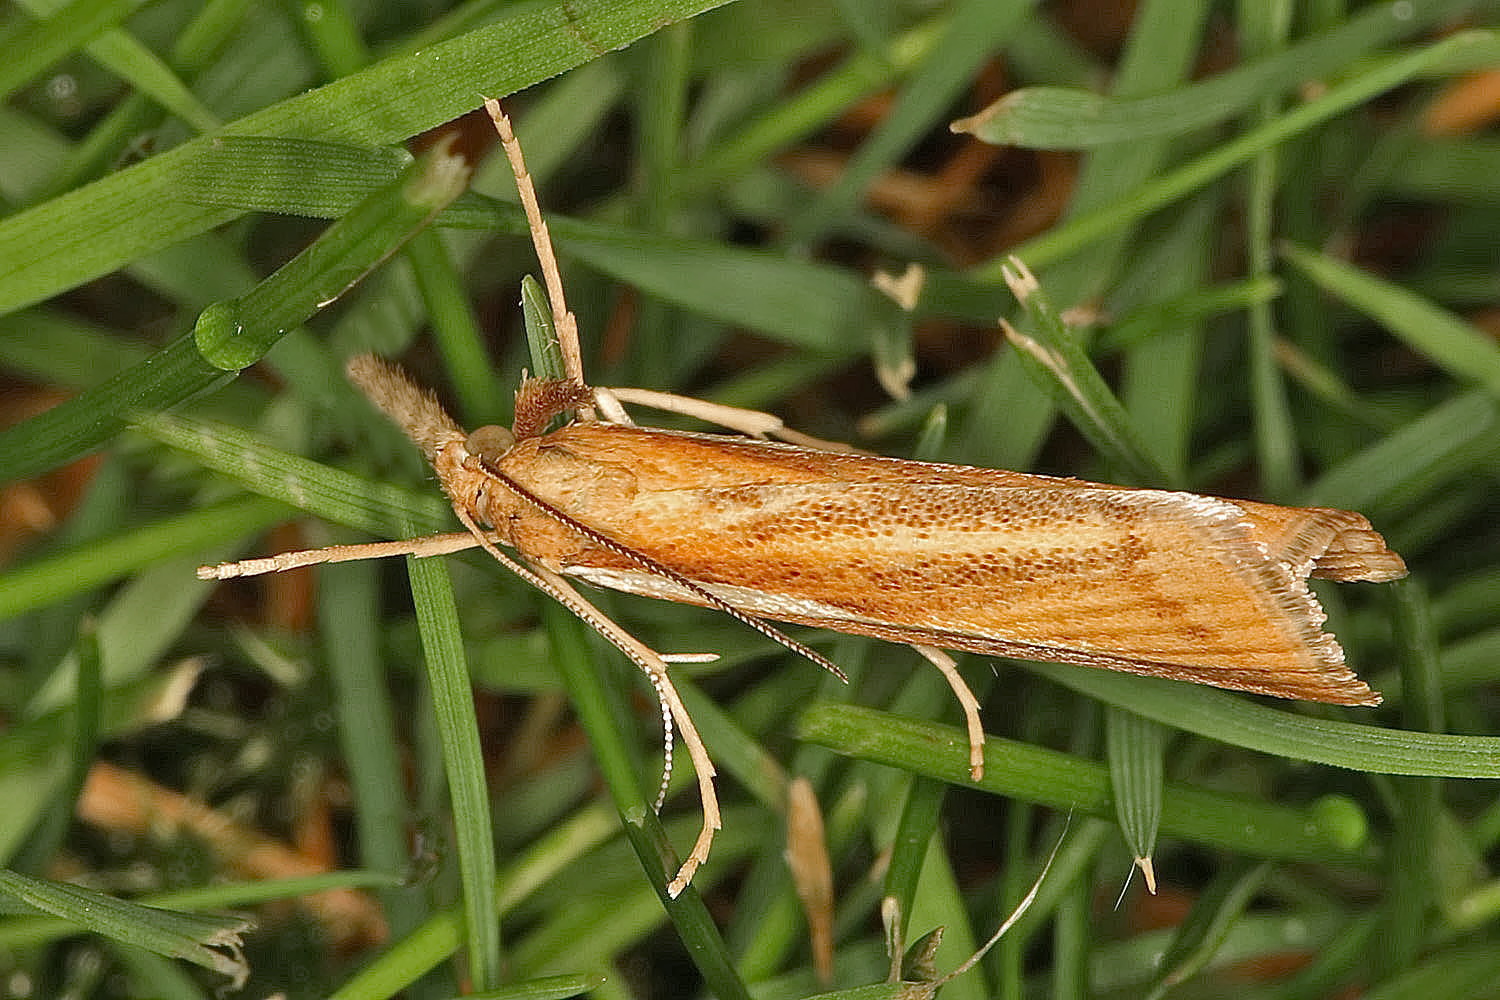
xmin=1310 ymin=520 xmax=1408 ymax=583
xmin=1325 ymin=679 xmax=1383 ymax=707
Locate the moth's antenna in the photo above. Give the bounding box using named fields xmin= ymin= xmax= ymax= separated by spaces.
xmin=482 ymin=460 xmax=850 ymax=683
xmin=482 ymin=98 xmax=587 ymax=393
xmin=646 ymin=668 xmax=675 ymax=812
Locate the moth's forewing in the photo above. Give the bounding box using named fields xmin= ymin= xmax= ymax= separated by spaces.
xmin=491 ymin=425 xmax=1403 ymax=706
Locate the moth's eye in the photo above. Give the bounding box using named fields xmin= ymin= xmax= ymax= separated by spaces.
xmin=467 ymin=425 xmax=516 ymax=463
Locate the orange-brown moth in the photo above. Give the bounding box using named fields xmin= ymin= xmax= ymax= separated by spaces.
xmin=394 ymin=399 xmax=1405 ymax=707
xmin=198 ymin=100 xmax=1407 ymax=897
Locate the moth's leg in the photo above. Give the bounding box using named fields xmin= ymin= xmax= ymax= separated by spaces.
xmin=590 ymin=386 xmax=635 ymax=427
xmin=912 ymin=644 xmax=985 ymax=781
xmin=483 ymin=99 xmax=590 ymax=405
xmin=527 ymin=565 xmax=721 ymax=898
xmin=197 ymin=532 xmax=484 ymax=580
xmin=651 ymin=663 xmax=720 ymax=897
xmin=599 ymin=386 xmax=856 ymax=453
xmin=449 ymin=499 xmax=720 ymax=895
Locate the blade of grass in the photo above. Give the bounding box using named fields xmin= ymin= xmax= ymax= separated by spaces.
xmin=1240 ymin=1 xmax=1300 ymax=499
xmin=1105 ymin=708 xmax=1166 ymax=893
xmin=0 ymin=0 xmax=734 ymax=316
xmin=1027 ymin=663 xmax=1500 ymax=778
xmin=954 ymin=0 xmax=1470 ymax=149
xmin=1000 ymin=260 xmax=1176 ymax=485
xmin=788 ymin=0 xmax=1037 ymax=245
xmin=1281 ymin=241 xmax=1500 ymax=397
xmin=0 ymin=0 xmax=147 ymax=103
xmin=883 ymin=778 xmax=946 ymax=942
xmin=406 ymin=547 xmax=502 ymax=990
xmin=0 ymin=868 xmax=251 ymax=988
xmin=538 ymin=601 xmax=751 ymax=1000
xmin=977 ymin=30 xmax=1500 ymax=277
xmin=139 ymin=411 xmax=452 ymax=535
xmin=1300 ymin=390 xmax=1498 ymax=514
xmin=0 ymin=871 xmax=400 ymax=950
xmin=1142 ymin=860 xmax=1270 ymax=1000
xmin=0 ymin=141 xmax=469 ymax=485
xmin=317 ymin=560 xmax=423 ymax=934
xmin=798 ymin=704 xmax=1372 ymax=861
xmin=0 ymin=496 xmax=289 ymax=622
xmin=169 ymin=134 xmax=885 ymax=357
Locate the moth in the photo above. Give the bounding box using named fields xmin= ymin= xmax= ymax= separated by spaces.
xmin=199 ymin=101 xmax=1407 ymax=896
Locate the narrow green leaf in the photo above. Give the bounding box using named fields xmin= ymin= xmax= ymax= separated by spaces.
xmin=1105 ymin=708 xmax=1166 ymax=891
xmin=953 ymin=0 xmax=1469 ymax=149
xmin=538 ymin=602 xmax=751 ymax=1000
xmin=317 ymin=562 xmax=415 ymax=928
xmin=520 ymin=275 xmax=568 ymax=383
xmin=1001 ymin=260 xmax=1176 ymax=485
xmin=1301 ymin=391 xmax=1498 ymax=513
xmin=0 ymin=871 xmax=400 ymax=950
xmin=0 ymin=496 xmax=288 ymax=621
xmin=0 ymin=0 xmax=146 ymax=102
xmin=0 ymin=139 xmax=467 ymax=485
xmin=551 ymin=222 xmax=878 ymax=355
xmin=1028 ymin=663 xmax=1500 ymax=779
xmin=459 ymin=973 xmax=605 ymax=1000
xmin=1143 ymin=860 xmax=1269 ymax=1000
xmin=1281 ymin=242 xmax=1500 ymax=397
xmin=175 ymin=135 xmax=882 ymax=356
xmin=979 ymin=31 xmax=1500 ymax=277
xmin=789 ymin=0 xmax=1037 ymax=243
xmin=0 ymin=869 xmax=250 ymax=988
xmin=406 ymin=551 xmax=502 ymax=990
xmin=194 ymin=140 xmax=470 ymax=370
xmin=884 ymin=779 xmax=946 ymax=941
xmin=75 ymin=30 xmax=220 ymax=132
xmin=1365 ymin=943 xmax=1500 ymax=1000
xmin=0 ymin=0 xmax=734 ymax=316
xmin=797 ymin=704 xmax=1370 ymax=861
xmin=681 ymin=18 xmax=943 ymax=193
xmin=139 ymin=411 xmax=451 ymax=535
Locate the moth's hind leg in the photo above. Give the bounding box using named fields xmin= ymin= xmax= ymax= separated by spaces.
xmin=913 ymin=644 xmax=986 ymax=781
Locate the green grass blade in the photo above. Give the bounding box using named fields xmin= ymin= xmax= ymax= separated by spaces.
xmin=1105 ymin=708 xmax=1166 ymax=889
xmin=0 ymin=0 xmax=733 ymax=316
xmin=0 ymin=0 xmax=145 ymax=103
xmin=789 ymin=0 xmax=1036 ymax=244
xmin=0 ymin=868 xmax=251 ymax=988
xmin=1002 ymin=261 xmax=1176 ymax=485
xmin=797 ymin=704 xmax=1371 ymax=862
xmin=0 ymin=496 xmax=288 ymax=621
xmin=978 ymin=30 xmax=1500 ymax=277
xmin=78 ymin=30 xmax=220 ymax=132
xmin=139 ymin=412 xmax=451 ymax=535
xmin=955 ymin=0 xmax=1468 ymax=148
xmin=538 ymin=601 xmax=752 ymax=1000
xmin=1142 ymin=860 xmax=1269 ymax=1000
xmin=193 ymin=140 xmax=471 ymax=370
xmin=1028 ymin=663 xmax=1500 ymax=778
xmin=459 ymin=973 xmax=605 ymax=1000
xmin=1301 ymin=391 xmax=1498 ymax=514
xmin=0 ymin=142 xmax=468 ymax=485
xmin=1281 ymin=241 xmax=1500 ymax=396
xmin=406 ymin=551 xmax=502 ymax=989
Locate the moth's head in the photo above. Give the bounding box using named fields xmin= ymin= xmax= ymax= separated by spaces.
xmin=466 ymin=424 xmax=517 ymax=465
